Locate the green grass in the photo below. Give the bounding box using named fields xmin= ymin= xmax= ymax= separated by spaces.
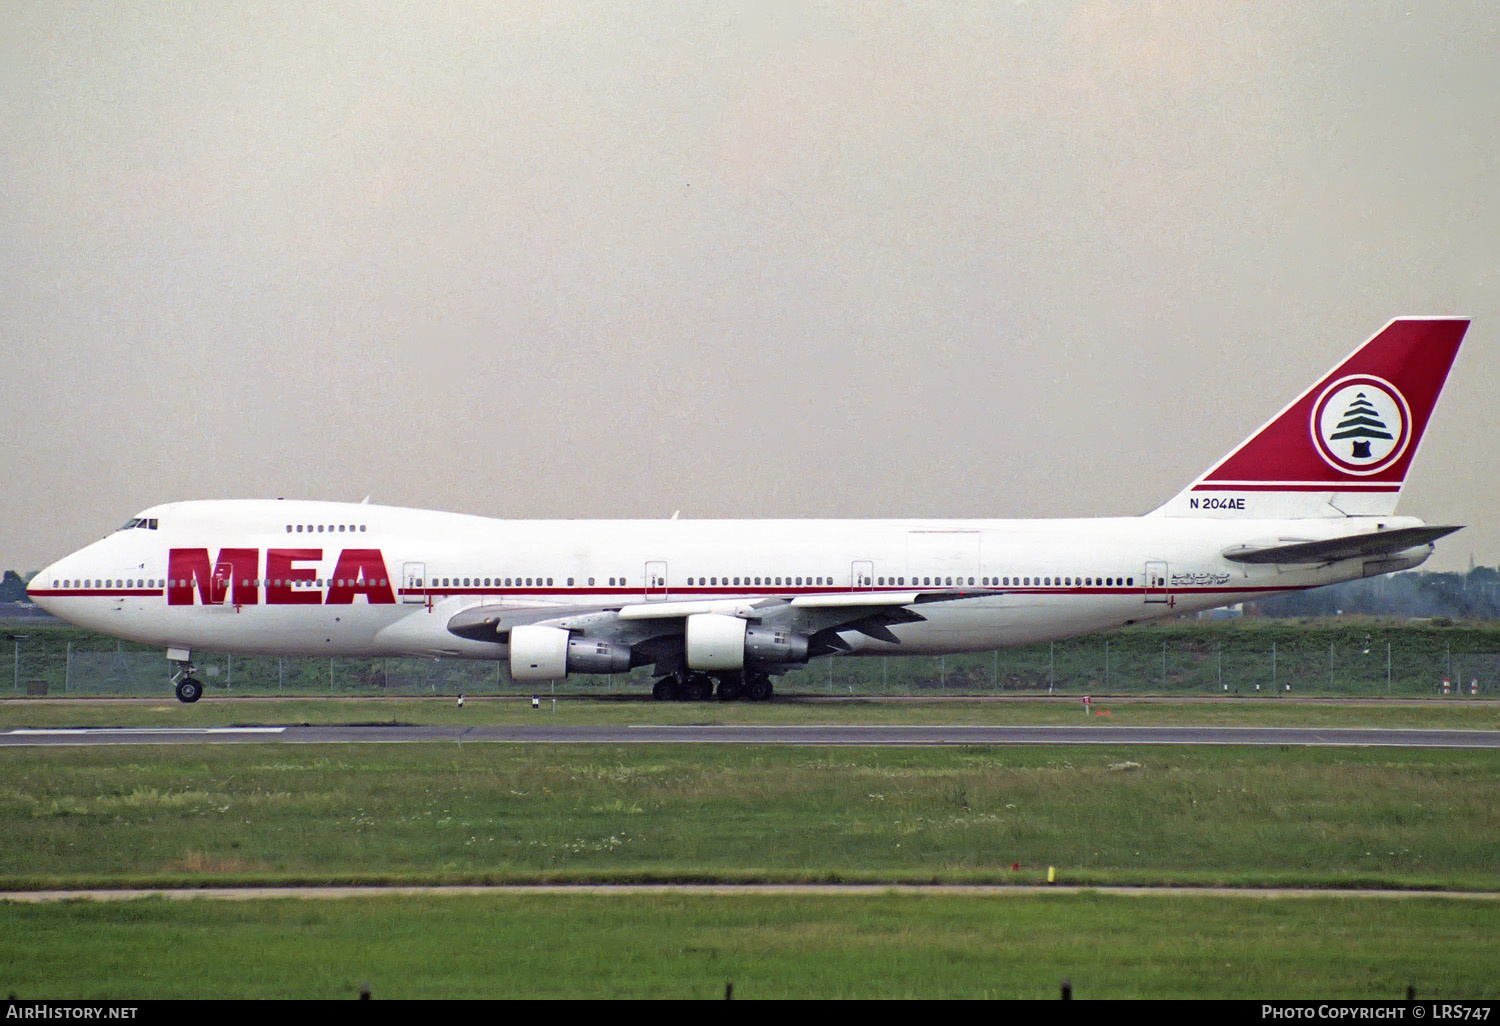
xmin=3 ymin=700 xmax=1498 ymax=998
xmin=2 ymin=744 xmax=1497 ymax=892
xmin=2 ymin=892 xmax=1495 ymax=998
xmin=5 ymin=627 xmax=1498 ymax=998
xmin=3 ymin=694 xmax=1498 ymax=730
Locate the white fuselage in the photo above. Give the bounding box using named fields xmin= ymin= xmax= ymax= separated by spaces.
xmin=28 ymin=499 xmax=1431 ymax=662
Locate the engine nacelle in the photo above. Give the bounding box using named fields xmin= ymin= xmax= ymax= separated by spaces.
xmin=745 ymin=625 xmax=809 ymax=664
xmin=510 ymin=625 xmax=569 ymax=680
xmin=510 ymin=625 xmax=633 ymax=680
xmin=566 ymin=636 xmax=634 ymax=674
xmin=685 ymin=613 xmax=747 ymax=670
xmin=686 ymin=614 xmax=809 ymax=670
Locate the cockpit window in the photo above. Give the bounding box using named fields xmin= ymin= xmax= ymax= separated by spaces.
xmin=116 ymin=516 xmax=159 ymax=532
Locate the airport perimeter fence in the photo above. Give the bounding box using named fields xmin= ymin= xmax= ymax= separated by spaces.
xmin=7 ymin=633 xmax=1500 ymax=699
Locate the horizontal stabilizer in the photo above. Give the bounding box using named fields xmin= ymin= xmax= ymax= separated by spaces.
xmin=1222 ymin=525 xmax=1462 ymax=565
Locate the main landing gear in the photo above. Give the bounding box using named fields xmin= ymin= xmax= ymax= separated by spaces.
xmin=651 ymin=670 xmax=774 ymax=702
xmin=169 ymin=654 xmax=204 ymax=704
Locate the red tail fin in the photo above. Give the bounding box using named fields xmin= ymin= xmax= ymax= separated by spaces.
xmin=1152 ymin=317 xmax=1468 ymax=518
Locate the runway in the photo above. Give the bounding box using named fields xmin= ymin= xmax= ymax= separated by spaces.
xmin=4 ymin=724 xmax=1499 ymax=748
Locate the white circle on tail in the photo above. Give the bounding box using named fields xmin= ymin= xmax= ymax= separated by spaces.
xmin=1310 ymin=375 xmax=1411 ymax=476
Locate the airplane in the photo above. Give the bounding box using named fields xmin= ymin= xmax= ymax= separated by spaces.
xmin=27 ymin=316 xmax=1469 ymax=703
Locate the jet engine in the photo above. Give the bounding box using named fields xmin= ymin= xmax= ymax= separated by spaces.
xmin=509 ymin=624 xmax=633 ymax=681
xmin=684 ymin=613 xmax=808 ymax=670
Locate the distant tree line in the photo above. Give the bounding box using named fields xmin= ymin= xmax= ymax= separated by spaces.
xmin=1253 ymin=566 xmax=1500 ymax=620
xmin=0 ymin=571 xmax=32 ymax=604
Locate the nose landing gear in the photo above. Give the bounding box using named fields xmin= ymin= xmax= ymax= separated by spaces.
xmin=169 ymin=653 xmax=204 ymax=704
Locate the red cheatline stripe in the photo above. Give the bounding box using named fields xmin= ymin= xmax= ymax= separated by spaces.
xmin=1193 ymin=482 xmax=1400 ymax=492
xmin=396 ymin=585 xmax=1312 ymax=599
xmin=29 ymin=586 xmax=1318 ymax=600
xmin=27 ymin=589 xmax=163 ymax=598
xmin=26 ymin=585 xmax=1320 ymax=600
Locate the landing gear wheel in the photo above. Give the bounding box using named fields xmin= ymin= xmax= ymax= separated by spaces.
xmin=715 ymin=673 xmax=744 ymax=702
xmin=686 ymin=673 xmax=714 ymax=701
xmin=651 ymin=678 xmax=678 ymax=702
xmin=745 ymin=674 xmax=773 ymax=702
xmin=175 ymin=678 xmax=203 ymax=704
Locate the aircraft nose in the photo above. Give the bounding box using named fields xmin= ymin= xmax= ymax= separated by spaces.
xmin=27 ymin=561 xmax=59 ymax=609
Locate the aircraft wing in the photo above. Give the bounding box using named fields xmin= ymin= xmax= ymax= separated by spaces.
xmin=1221 ymin=525 xmax=1462 ymax=565
xmin=444 ymin=588 xmax=998 ymax=655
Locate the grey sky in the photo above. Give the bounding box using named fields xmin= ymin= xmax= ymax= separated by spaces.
xmin=3 ymin=2 xmax=1497 ymax=573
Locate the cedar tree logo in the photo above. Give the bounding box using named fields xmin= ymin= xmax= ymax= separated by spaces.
xmin=1310 ymin=375 xmax=1411 ymax=476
